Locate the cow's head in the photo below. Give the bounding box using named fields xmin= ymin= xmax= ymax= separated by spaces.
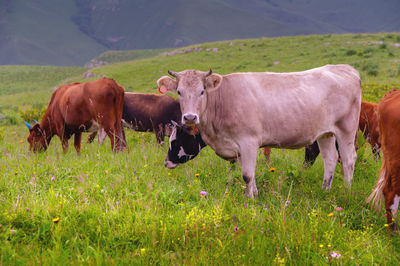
xmin=164 ymin=121 xmax=207 ymax=169
xmin=25 ymin=121 xmax=48 ymax=152
xmin=157 ymin=69 xmax=223 ymax=125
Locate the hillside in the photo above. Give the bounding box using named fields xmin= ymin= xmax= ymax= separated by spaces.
xmin=2 ymin=33 xmax=400 ymax=264
xmin=1 ymin=0 xmax=400 ymax=65
xmin=1 ymin=33 xmax=400 ymax=126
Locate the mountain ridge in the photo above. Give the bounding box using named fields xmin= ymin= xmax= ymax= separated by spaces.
xmin=1 ymin=0 xmax=400 ymax=66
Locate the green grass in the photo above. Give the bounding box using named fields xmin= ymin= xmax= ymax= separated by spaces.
xmin=1 ymin=33 xmax=400 ymax=264
xmin=0 ymin=127 xmax=395 ymax=264
xmin=93 ymin=48 xmax=172 ymax=64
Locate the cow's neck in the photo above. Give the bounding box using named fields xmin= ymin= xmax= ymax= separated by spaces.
xmin=198 ymin=89 xmax=223 ymax=148
xmin=40 ymin=111 xmax=55 ymax=144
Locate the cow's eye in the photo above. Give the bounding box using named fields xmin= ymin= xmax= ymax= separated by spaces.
xmin=177 ymin=90 xmax=181 ymax=96
xmin=200 ymin=90 xmax=204 ymax=96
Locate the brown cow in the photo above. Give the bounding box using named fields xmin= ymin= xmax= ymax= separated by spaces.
xmin=366 ymin=90 xmax=400 ymax=231
xmin=25 ymin=78 xmax=125 ymax=154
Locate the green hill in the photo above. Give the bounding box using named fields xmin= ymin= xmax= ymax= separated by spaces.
xmin=1 ymin=33 xmax=400 ymax=125
xmin=1 ymin=0 xmax=400 ymax=65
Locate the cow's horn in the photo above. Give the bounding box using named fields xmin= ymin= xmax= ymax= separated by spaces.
xmin=171 ymin=120 xmax=180 ymax=127
xmin=205 ymin=69 xmax=212 ymax=77
xmin=24 ymin=121 xmax=32 ymax=129
xmin=168 ymin=70 xmax=178 ymax=78
xmin=33 ymin=119 xmax=39 ymax=124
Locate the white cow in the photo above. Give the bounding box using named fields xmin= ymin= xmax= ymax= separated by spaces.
xmin=157 ymin=65 xmax=361 ymax=198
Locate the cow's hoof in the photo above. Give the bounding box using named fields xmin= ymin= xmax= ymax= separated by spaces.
xmin=245 ymin=187 xmax=258 ymax=199
xmin=321 ymin=183 xmax=331 ymax=190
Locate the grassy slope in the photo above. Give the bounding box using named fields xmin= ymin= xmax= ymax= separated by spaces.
xmin=94 ymin=48 xmax=172 ymax=64
xmin=89 ymin=33 xmax=400 ymax=101
xmin=1 ymin=33 xmax=400 ymax=264
xmin=0 ymin=0 xmax=106 ymax=66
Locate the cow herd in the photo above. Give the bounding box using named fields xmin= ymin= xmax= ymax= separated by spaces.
xmin=23 ymin=64 xmax=400 ymax=231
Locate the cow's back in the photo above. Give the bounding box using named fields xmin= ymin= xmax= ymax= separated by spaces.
xmin=203 ymin=64 xmax=361 ymax=150
xmin=58 ymin=78 xmax=124 ymax=126
xmin=123 ymin=93 xmax=181 ymax=131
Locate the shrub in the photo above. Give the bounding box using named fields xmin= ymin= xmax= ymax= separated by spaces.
xmin=385 ymin=34 xmax=394 ymax=39
xmin=361 ymin=62 xmax=379 ymax=76
xmin=0 ymin=127 xmax=4 ymax=141
xmin=19 ymin=106 xmax=47 ymax=123
xmin=379 ymin=43 xmax=387 ymax=49
xmin=345 ymin=49 xmax=357 ymax=56
xmin=0 ymin=111 xmax=18 ymax=125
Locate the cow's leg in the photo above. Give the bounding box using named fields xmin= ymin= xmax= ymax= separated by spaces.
xmin=263 ymin=148 xmax=271 ymax=165
xmin=104 ymin=128 xmax=116 ymax=151
xmin=114 ymin=121 xmax=126 ymax=151
xmin=317 ymin=135 xmax=338 ymax=190
xmin=384 ymin=186 xmax=399 ymax=231
xmin=100 ymin=118 xmax=123 ymax=152
xmin=61 ymin=137 xmax=69 ymax=153
xmin=336 ymin=131 xmax=357 ymax=188
xmin=154 ymin=125 xmax=164 ymax=145
xmin=304 ymin=141 xmax=320 ymax=168
xmin=74 ymin=132 xmax=82 ymax=154
xmin=87 ymin=132 xmax=97 ymax=143
xmin=98 ymin=128 xmax=107 ymax=145
xmin=239 ymin=144 xmax=259 ymax=198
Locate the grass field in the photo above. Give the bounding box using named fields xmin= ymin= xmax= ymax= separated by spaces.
xmin=1 ymin=33 xmax=400 ymax=264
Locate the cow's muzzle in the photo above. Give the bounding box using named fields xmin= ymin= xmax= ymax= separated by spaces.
xmin=182 ymin=113 xmax=199 ymax=125
xmin=164 ymin=158 xmax=178 ymax=169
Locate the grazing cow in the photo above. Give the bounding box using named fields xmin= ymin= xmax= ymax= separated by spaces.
xmin=303 ymin=101 xmax=380 ymax=166
xmin=25 ymin=78 xmax=125 ymax=153
xmin=158 ymin=65 xmax=361 ymax=198
xmin=88 ymin=92 xmax=182 ymax=145
xmin=366 ymin=90 xmax=400 ymax=231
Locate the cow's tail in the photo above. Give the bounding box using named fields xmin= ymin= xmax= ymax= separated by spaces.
xmin=366 ymin=158 xmax=386 ymax=211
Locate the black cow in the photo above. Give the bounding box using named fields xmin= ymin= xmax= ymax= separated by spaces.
xmin=164 ymin=122 xmax=206 ymax=168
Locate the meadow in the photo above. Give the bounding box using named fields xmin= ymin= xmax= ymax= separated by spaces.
xmin=1 ymin=33 xmax=400 ymax=264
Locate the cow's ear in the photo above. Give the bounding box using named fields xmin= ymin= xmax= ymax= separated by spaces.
xmin=31 ymin=124 xmax=42 ymax=135
xmin=205 ymin=74 xmax=223 ymax=91
xmin=157 ymin=76 xmax=177 ymax=93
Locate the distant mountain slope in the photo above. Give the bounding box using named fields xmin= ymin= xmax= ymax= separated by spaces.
xmin=1 ymin=0 xmax=400 ymax=66
xmin=0 ymin=0 xmax=107 ymax=66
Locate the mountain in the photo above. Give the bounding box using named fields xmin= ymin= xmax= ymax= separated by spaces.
xmin=1 ymin=0 xmax=400 ymax=66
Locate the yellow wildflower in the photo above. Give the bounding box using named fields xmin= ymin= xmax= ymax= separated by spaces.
xmin=140 ymin=248 xmax=146 ymax=254
xmin=52 ymin=217 xmax=60 ymax=223
xmin=328 ymin=212 xmax=334 ymax=217
xmin=268 ymin=167 xmax=276 ymax=172
xmin=19 ymin=139 xmax=24 ymax=143
xmin=195 ymin=173 xmax=200 ymax=177
xmin=319 ymin=244 xmax=324 ymax=248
